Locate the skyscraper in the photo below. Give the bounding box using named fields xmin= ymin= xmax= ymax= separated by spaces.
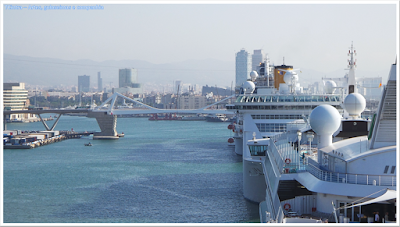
xmin=119 ymin=68 xmax=138 ymax=88
xmin=235 ymin=49 xmax=252 ymax=87
xmin=114 ymin=68 xmax=142 ymax=95
xmin=175 ymin=80 xmax=182 ymax=94
xmin=98 ymin=72 xmax=103 ymax=92
xmin=78 ymin=75 xmax=90 ymax=92
xmin=252 ymin=49 xmax=265 ymax=71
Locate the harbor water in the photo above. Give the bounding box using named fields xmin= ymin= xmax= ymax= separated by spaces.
xmin=3 ymin=115 xmax=259 ymax=223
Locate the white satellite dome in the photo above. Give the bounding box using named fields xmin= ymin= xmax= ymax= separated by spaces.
xmin=242 ymin=81 xmax=255 ymax=94
xmin=283 ymin=71 xmax=298 ymax=84
xmin=250 ymin=71 xmax=258 ymax=81
xmin=343 ymin=93 xmax=366 ymax=116
xmin=309 ymin=104 xmax=341 ymax=136
xmin=324 ymin=80 xmax=337 ymax=94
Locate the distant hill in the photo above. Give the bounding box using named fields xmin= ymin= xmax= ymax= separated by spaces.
xmin=3 ymin=54 xmax=386 ymax=91
xmin=3 ymin=54 xmax=235 ymax=89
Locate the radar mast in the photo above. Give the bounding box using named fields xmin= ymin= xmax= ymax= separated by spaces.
xmin=347 ymin=42 xmax=357 ymax=93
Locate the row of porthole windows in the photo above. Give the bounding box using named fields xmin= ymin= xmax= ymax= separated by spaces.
xmin=252 ymin=114 xmax=308 ymax=120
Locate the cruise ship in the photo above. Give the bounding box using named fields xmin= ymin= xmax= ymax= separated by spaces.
xmin=227 ymin=46 xmax=397 ymax=223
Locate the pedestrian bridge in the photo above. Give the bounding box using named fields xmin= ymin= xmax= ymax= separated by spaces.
xmin=4 ymin=92 xmax=235 ymax=139
xmin=94 ymin=92 xmax=233 ymax=115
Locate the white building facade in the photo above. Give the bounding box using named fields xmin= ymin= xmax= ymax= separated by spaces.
xmin=3 ymin=82 xmax=37 ymax=121
xmin=235 ymin=49 xmax=252 ymax=87
xmin=178 ymin=95 xmax=206 ymax=109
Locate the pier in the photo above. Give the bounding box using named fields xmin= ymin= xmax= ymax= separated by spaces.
xmin=3 ymin=130 xmax=96 ymax=149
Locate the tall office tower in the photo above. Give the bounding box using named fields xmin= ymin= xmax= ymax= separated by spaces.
xmin=98 ymin=72 xmax=103 ymax=92
xmin=175 ymin=80 xmax=182 ymax=94
xmin=252 ymin=49 xmax=265 ymax=71
xmin=114 ymin=68 xmax=142 ymax=95
xmin=119 ymin=68 xmax=138 ymax=88
xmin=78 ymin=75 xmax=90 ymax=92
xmin=235 ymin=49 xmax=252 ymax=87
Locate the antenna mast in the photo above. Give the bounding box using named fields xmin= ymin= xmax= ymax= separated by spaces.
xmin=347 ymin=42 xmax=357 ymax=94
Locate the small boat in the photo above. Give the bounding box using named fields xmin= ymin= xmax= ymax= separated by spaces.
xmin=118 ymin=132 xmax=125 ymax=137
xmin=205 ymin=114 xmax=229 ymax=122
xmin=179 ymin=115 xmax=206 ymax=121
xmin=84 ymin=142 xmax=92 ymax=146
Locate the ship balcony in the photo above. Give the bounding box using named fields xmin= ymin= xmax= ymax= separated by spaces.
xmin=271 ymin=142 xmax=396 ymax=187
xmin=282 ymin=157 xmax=396 ymax=187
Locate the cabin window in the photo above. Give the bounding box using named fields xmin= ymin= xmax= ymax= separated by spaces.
xmin=248 ymin=145 xmax=267 ymax=156
xmin=384 ymin=165 xmax=389 ymax=174
xmin=391 ymin=166 xmax=396 ymax=174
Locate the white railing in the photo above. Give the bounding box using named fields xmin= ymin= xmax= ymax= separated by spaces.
xmin=269 ymin=134 xmax=397 ymax=187
xmin=269 ymin=142 xmax=285 ymax=175
xmin=262 ymin=152 xmax=285 ymax=223
xmin=305 ymin=158 xmax=396 ymax=187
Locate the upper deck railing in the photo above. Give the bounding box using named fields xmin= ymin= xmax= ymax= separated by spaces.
xmin=259 ymin=131 xmax=397 ymax=187
xmin=303 ymin=158 xmax=396 ymax=187
xmin=280 ymin=154 xmax=396 ymax=187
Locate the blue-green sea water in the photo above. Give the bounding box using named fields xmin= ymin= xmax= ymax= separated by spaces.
xmin=3 ymin=115 xmax=259 ymax=223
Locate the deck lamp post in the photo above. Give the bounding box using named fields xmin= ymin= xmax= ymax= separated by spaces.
xmin=297 ymin=130 xmax=302 ymax=169
xmin=307 ymin=132 xmax=314 ymax=154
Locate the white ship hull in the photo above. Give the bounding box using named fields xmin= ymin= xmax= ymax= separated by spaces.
xmin=243 ymin=159 xmax=266 ymax=203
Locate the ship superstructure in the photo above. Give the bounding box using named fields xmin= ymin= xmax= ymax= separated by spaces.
xmin=227 ymin=45 xmax=396 ymax=223
xmin=257 ymin=61 xmax=397 ymax=223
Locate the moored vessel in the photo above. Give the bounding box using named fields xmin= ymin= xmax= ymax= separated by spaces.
xmin=228 ymin=44 xmax=396 ymax=223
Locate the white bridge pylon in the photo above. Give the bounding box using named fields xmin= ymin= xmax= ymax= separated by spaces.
xmin=93 ymin=92 xmax=235 ymax=115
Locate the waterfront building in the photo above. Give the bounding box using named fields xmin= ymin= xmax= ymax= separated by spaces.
xmin=178 ymin=94 xmax=206 ymax=109
xmin=98 ymin=72 xmax=103 ymax=92
xmin=78 ymin=75 xmax=90 ymax=92
xmin=236 ymin=49 xmax=252 ymax=87
xmin=252 ymin=49 xmax=266 ymax=71
xmin=3 ymin=82 xmax=36 ymax=122
xmin=3 ymin=83 xmax=28 ymax=111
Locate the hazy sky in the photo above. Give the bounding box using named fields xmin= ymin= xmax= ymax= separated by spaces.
xmin=2 ymin=1 xmax=398 ymax=76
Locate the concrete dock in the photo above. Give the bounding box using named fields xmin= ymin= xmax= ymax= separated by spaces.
xmin=3 ymin=130 xmax=95 ymax=149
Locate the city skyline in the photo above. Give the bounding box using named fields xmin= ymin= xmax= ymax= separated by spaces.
xmin=2 ymin=1 xmax=398 ymax=87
